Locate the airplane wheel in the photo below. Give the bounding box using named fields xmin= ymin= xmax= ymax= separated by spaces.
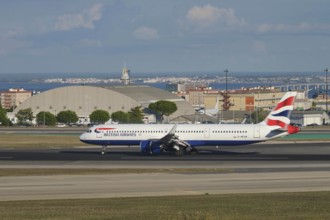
xmin=173 ymin=146 xmax=184 ymax=157
xmin=189 ymin=148 xmax=198 ymax=155
xmin=101 ymin=145 xmax=107 ymax=155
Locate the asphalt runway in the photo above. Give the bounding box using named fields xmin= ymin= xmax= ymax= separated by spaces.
xmin=1 ymin=142 xmax=330 ymax=201
xmin=1 ymin=142 xmax=330 ymax=163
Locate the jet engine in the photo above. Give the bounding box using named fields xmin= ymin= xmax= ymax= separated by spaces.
xmin=140 ymin=140 xmax=161 ymax=155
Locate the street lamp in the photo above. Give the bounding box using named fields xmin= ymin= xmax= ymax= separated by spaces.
xmin=222 ymin=69 xmax=230 ymax=112
xmin=224 ymin=69 xmax=228 ymax=94
xmin=248 ymin=103 xmax=252 ymax=124
xmin=325 ymin=68 xmax=328 ymax=114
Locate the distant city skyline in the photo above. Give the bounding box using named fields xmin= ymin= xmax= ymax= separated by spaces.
xmin=0 ymin=1 xmax=330 ymax=74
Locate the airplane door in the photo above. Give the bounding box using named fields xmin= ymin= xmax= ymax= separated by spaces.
xmin=254 ymin=126 xmax=260 ymax=138
xmin=204 ymin=128 xmax=210 ymax=138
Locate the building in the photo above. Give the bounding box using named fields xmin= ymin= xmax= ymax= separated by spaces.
xmin=165 ymin=83 xmax=178 ymax=93
xmin=0 ymin=88 xmax=32 ymax=110
xmin=177 ymin=82 xmax=208 ymax=92
xmin=291 ymin=111 xmax=329 ymax=126
xmin=170 ymin=114 xmax=218 ymax=124
xmin=170 ymin=110 xmax=249 ymax=124
xmin=204 ymin=90 xmax=310 ymax=112
xmin=314 ymin=93 xmax=330 ymax=110
xmin=120 ymin=67 xmax=130 ymax=85
xmin=9 ymin=85 xmax=195 ymax=124
xmin=188 ymin=90 xmax=205 ymax=108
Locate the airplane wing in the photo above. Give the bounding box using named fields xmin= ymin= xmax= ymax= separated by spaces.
xmin=160 ymin=124 xmax=190 ymax=148
xmin=159 ymin=123 xmax=178 ymax=143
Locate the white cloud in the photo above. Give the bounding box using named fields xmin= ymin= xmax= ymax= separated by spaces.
xmin=133 ymin=26 xmax=159 ymax=40
xmin=257 ymin=23 xmax=272 ymax=33
xmin=55 ymin=4 xmax=103 ymax=31
xmin=187 ymin=4 xmax=245 ymax=28
xmin=257 ymin=22 xmax=330 ymax=33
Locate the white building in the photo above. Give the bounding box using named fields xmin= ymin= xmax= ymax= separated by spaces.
xmin=291 ymin=111 xmax=329 ymax=126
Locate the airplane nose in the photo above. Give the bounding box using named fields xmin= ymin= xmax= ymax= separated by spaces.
xmin=79 ymin=133 xmax=86 ymax=141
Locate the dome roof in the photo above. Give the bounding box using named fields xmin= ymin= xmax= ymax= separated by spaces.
xmin=13 ymin=85 xmax=195 ymax=120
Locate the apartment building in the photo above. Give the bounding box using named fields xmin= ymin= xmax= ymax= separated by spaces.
xmin=0 ymin=88 xmax=32 ymax=110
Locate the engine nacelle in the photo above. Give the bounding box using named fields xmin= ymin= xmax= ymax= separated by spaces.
xmin=150 ymin=145 xmax=161 ymax=155
xmin=140 ymin=140 xmax=150 ymax=153
xmin=140 ymin=140 xmax=161 ymax=155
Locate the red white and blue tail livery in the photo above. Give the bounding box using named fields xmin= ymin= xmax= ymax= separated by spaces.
xmin=80 ymin=92 xmax=300 ymax=156
xmin=262 ymin=91 xmax=300 ymax=134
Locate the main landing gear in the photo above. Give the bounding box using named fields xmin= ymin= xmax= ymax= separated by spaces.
xmin=189 ymin=148 xmax=199 ymax=155
xmin=172 ymin=145 xmax=199 ymax=156
xmin=101 ymin=145 xmax=107 ymax=155
xmin=173 ymin=145 xmax=184 ymax=157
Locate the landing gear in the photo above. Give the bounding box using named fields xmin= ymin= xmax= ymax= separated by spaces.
xmin=189 ymin=148 xmax=199 ymax=155
xmin=173 ymin=145 xmax=184 ymax=157
xmin=101 ymin=145 xmax=107 ymax=155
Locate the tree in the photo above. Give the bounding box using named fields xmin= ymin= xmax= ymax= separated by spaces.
xmin=89 ymin=110 xmax=110 ymax=124
xmin=111 ymin=111 xmax=129 ymax=123
xmin=15 ymin=108 xmax=33 ymax=125
xmin=148 ymin=100 xmax=177 ymax=122
xmin=128 ymin=106 xmax=144 ymax=124
xmin=0 ymin=108 xmax=12 ymax=126
xmin=36 ymin=111 xmax=57 ymax=126
xmin=251 ymin=108 xmax=269 ymax=124
xmin=57 ymin=110 xmax=78 ymax=124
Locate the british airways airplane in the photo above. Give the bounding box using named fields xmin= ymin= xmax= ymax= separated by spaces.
xmin=80 ymin=91 xmax=300 ymax=156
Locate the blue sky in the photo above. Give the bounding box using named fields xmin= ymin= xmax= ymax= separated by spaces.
xmin=0 ymin=0 xmax=330 ymax=74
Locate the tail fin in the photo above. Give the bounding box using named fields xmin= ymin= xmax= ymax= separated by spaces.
xmin=262 ymin=91 xmax=299 ymax=134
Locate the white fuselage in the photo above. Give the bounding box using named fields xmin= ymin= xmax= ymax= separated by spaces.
xmin=79 ymin=123 xmax=286 ymax=147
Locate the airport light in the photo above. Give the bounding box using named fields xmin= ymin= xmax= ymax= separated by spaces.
xmin=325 ymin=68 xmax=328 ymax=114
xmin=222 ymin=69 xmax=230 ymax=111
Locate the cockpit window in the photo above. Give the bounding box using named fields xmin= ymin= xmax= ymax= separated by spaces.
xmin=94 ymin=129 xmax=101 ymax=133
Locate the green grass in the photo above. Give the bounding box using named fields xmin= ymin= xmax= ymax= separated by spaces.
xmin=0 ymin=134 xmax=85 ymax=148
xmin=0 ymin=192 xmax=329 ymax=220
xmin=281 ymin=133 xmax=330 ymax=140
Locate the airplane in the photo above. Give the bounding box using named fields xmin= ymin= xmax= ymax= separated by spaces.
xmin=79 ymin=91 xmax=300 ymax=156
xmin=197 ymin=96 xmax=220 ymax=116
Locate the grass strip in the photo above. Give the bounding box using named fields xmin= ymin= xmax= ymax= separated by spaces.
xmin=0 ymin=192 xmax=329 ymax=220
xmin=0 ymin=168 xmax=230 ymax=177
xmin=0 ymin=134 xmax=84 ymax=148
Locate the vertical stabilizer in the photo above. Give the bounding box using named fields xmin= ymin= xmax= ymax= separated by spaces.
xmin=262 ymin=91 xmax=299 ymax=134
